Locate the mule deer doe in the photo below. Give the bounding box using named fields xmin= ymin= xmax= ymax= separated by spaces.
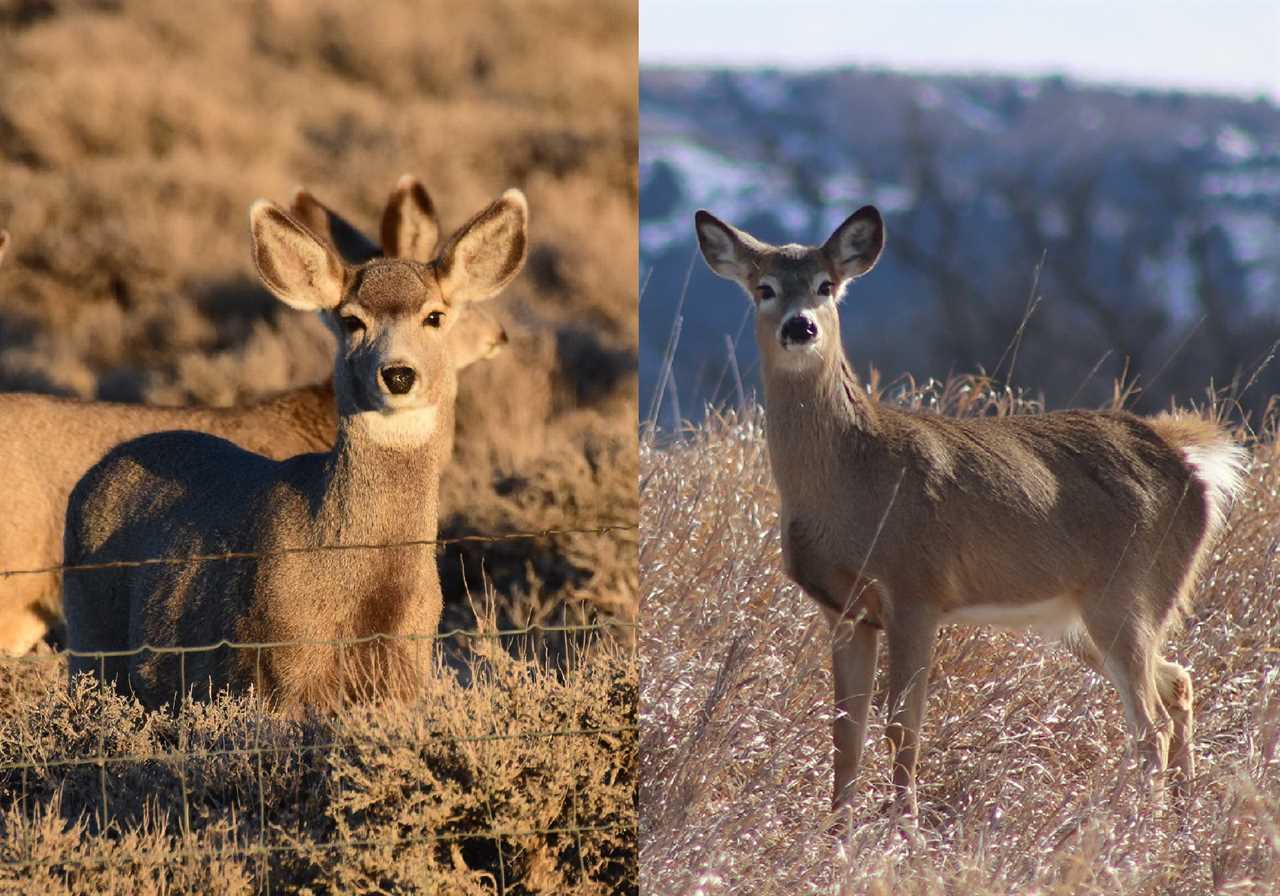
xmin=0 ymin=178 xmax=506 ymax=657
xmin=694 ymin=205 xmax=1246 ymax=817
xmin=63 ymin=188 xmax=527 ymax=711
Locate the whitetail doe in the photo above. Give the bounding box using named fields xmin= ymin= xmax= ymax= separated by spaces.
xmin=0 ymin=178 xmax=507 ymax=657
xmin=695 ymin=206 xmax=1246 ymax=817
xmin=63 ymin=188 xmax=527 ymax=711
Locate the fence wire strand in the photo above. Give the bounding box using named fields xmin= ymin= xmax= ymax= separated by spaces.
xmin=0 ymin=522 xmax=637 ymax=580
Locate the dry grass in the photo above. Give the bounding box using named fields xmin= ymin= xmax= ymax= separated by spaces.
xmin=640 ymin=376 xmax=1280 ymax=895
xmin=1 ymin=622 xmax=636 ymax=893
xmin=0 ymin=0 xmax=636 ymax=890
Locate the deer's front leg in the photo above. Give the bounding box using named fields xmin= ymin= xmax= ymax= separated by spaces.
xmin=883 ymin=601 xmax=939 ymax=818
xmin=828 ymin=610 xmax=879 ymax=811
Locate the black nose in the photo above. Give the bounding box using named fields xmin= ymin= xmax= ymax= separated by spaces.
xmin=780 ymin=315 xmax=818 ymax=345
xmin=381 ymin=366 xmax=416 ymax=395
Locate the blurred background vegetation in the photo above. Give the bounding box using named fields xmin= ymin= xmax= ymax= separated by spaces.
xmin=0 ymin=0 xmax=639 ymax=641
xmin=640 ymin=66 xmax=1279 ymax=425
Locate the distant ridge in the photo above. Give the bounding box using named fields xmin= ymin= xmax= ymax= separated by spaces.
xmin=640 ymin=67 xmax=1280 ymax=426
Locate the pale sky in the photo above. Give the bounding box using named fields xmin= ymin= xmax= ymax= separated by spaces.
xmin=640 ymin=0 xmax=1280 ymax=101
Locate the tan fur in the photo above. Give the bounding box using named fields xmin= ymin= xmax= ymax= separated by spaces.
xmin=62 ymin=190 xmax=528 ymax=711
xmin=0 ymin=181 xmax=507 ymax=656
xmin=696 ymin=206 xmax=1247 ymax=816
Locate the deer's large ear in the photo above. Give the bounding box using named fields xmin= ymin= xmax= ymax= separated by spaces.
xmin=288 ymin=189 xmax=335 ymax=249
xmin=289 ymin=188 xmax=381 ymax=264
xmin=823 ymin=206 xmax=883 ymax=281
xmin=694 ymin=210 xmax=764 ymax=287
xmin=381 ymin=175 xmax=442 ymax=262
xmin=435 ymin=189 xmax=528 ymax=305
xmin=0 ymin=229 xmax=9 ymax=268
xmin=250 ymin=200 xmax=348 ymax=311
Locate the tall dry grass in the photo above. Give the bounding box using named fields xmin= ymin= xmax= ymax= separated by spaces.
xmin=640 ymin=375 xmax=1280 ymax=895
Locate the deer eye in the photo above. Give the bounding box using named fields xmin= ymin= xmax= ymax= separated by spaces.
xmin=756 ymin=284 xmax=776 ymax=301
xmin=340 ymin=315 xmax=366 ymax=335
xmin=817 ymin=280 xmax=833 ymax=296
xmin=424 ymin=310 xmax=445 ymax=328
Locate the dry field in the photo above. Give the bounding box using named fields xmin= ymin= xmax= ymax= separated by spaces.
xmin=2 ymin=627 xmax=636 ymax=893
xmin=640 ymin=378 xmax=1280 ymax=895
xmin=0 ymin=0 xmax=637 ymax=891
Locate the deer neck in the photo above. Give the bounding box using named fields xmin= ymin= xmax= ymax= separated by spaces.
xmin=761 ymin=336 xmax=877 ymax=499
xmin=318 ymin=403 xmax=452 ymax=544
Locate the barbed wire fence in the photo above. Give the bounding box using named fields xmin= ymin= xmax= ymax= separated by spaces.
xmin=0 ymin=521 xmax=639 ymax=892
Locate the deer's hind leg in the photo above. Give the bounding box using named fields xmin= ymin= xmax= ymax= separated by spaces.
xmin=1153 ymin=571 xmax=1199 ymax=791
xmin=1077 ymin=599 xmax=1173 ymax=782
xmin=0 ymin=598 xmax=55 ymax=656
xmin=1074 ymin=613 xmax=1194 ymax=795
xmin=1154 ymin=658 xmax=1194 ymax=787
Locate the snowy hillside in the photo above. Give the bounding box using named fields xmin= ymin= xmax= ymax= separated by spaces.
xmin=640 ymin=67 xmax=1280 ymax=425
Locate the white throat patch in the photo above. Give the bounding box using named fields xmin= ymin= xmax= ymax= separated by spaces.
xmin=350 ymin=405 xmax=439 ymax=449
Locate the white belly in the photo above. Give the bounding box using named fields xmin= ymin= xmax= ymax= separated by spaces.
xmin=941 ymin=595 xmax=1082 ymax=641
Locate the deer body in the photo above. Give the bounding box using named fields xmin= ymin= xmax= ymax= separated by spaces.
xmin=696 ymin=206 xmax=1246 ymax=816
xmin=64 ymin=419 xmax=447 ymax=708
xmin=0 ymin=180 xmax=506 ymax=656
xmin=63 ymin=189 xmax=528 ymax=711
xmin=0 ymin=386 xmax=333 ymax=656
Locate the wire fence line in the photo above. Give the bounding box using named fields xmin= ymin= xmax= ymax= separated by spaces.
xmin=0 ymin=521 xmax=638 ymax=889
xmin=0 ymin=521 xmax=637 ymax=580
xmin=2 ymin=620 xmax=639 ymax=667
xmin=0 ymin=724 xmax=638 ymax=775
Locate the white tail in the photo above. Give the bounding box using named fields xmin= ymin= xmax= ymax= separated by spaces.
xmin=1183 ymin=443 xmax=1248 ymax=534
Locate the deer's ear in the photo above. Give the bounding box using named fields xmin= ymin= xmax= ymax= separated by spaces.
xmin=694 ymin=210 xmax=763 ymax=287
xmin=446 ymin=305 xmax=508 ymax=371
xmin=289 ymin=188 xmax=381 ymax=264
xmin=435 ymin=189 xmax=528 ymax=305
xmin=288 ymin=188 xmax=334 ymax=248
xmin=382 ymin=175 xmax=441 ymax=262
xmin=823 ymin=206 xmax=883 ymax=281
xmin=250 ymin=200 xmax=348 ymax=311
xmin=0 ymin=229 xmax=8 ymax=268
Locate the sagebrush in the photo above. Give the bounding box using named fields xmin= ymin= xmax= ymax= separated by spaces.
xmin=2 ymin=631 xmax=636 ymax=893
